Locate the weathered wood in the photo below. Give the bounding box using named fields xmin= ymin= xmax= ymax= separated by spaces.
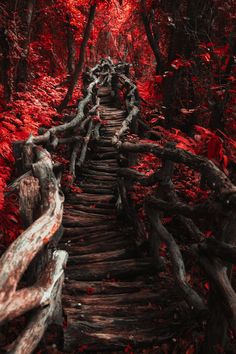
xmin=67 ymin=258 xmax=153 ymax=281
xmin=64 ymin=279 xmax=157 ymax=295
xmin=22 ymin=142 xmax=35 ymax=171
xmin=3 ymin=60 xmax=217 ymax=354
xmin=0 ymin=250 xmax=67 ymax=324
xmin=119 ymin=141 xmax=236 ymax=198
xmin=77 ymin=120 xmax=94 ymax=168
xmin=200 ymin=211 xmax=236 ymax=351
xmin=112 ymin=73 xmax=140 ymax=145
xmin=19 ymin=176 xmax=40 ymax=227
xmin=0 ymin=148 xmax=64 ymax=308
xmin=147 ymin=206 xmax=206 ymax=313
xmin=197 ymin=255 xmax=236 ymax=335
xmin=67 ymin=248 xmax=134 ymax=265
xmin=198 ymin=238 xmax=236 ymax=263
xmin=7 ymin=251 xmax=67 ymax=354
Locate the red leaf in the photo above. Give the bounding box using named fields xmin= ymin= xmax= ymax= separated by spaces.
xmin=185 ymin=345 xmax=195 ymax=354
xmin=207 ymin=136 xmax=223 ymax=160
xmin=78 ymin=345 xmax=89 ymax=353
xmin=150 ymin=117 xmax=158 ymax=124
xmin=222 ymin=155 xmax=228 ymax=169
xmin=200 ymin=52 xmax=211 ymax=62
xmin=155 ymin=75 xmax=163 ymax=84
xmin=87 ymin=287 xmax=95 ymax=295
xmin=70 ymin=186 xmax=83 ymax=193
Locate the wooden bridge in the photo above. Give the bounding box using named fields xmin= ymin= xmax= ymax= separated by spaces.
xmin=1 ymin=59 xmax=236 ymax=353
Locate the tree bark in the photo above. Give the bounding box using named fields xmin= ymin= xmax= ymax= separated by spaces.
xmin=140 ymin=0 xmax=163 ymax=74
xmin=58 ymin=3 xmax=97 ymax=111
xmin=0 ymin=27 xmax=11 ymax=100
xmin=15 ymin=0 xmax=36 ymax=86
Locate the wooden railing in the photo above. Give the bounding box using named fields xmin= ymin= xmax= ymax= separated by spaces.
xmin=0 ymin=59 xmax=139 ymax=353
xmin=96 ymin=60 xmax=236 ymax=353
xmin=0 ymin=60 xmax=105 ymax=353
xmin=3 ymin=57 xmax=235 ymax=353
xmin=115 ymin=131 xmax=236 ymax=352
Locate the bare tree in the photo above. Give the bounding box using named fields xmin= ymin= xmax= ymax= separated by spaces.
xmin=58 ymin=3 xmax=97 ymax=112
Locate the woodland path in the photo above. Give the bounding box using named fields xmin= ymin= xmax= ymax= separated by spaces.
xmin=60 ymin=86 xmax=163 ymax=352
xmin=1 ymin=60 xmax=213 ymax=354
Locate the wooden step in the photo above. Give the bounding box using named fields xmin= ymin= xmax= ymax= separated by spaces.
xmin=64 ymin=204 xmax=116 ymax=215
xmin=66 ymin=258 xmax=153 ymax=281
xmin=63 ymin=215 xmax=116 ymax=227
xmin=67 ymin=248 xmax=134 ymax=265
xmin=61 ymin=238 xmax=130 ymax=256
xmin=68 ymin=193 xmax=115 ymax=203
xmin=63 ymin=288 xmax=164 ymax=307
xmin=64 ymin=208 xmax=116 ymax=219
xmin=64 ymin=279 xmax=158 ymax=295
xmin=64 ymin=326 xmax=160 ymax=352
xmin=58 ymin=84 xmax=170 ymax=353
xmin=64 ymin=231 xmax=132 ymax=245
xmin=63 ymin=223 xmax=120 ymax=236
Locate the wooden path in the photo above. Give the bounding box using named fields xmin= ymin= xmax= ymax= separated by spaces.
xmin=61 ymin=87 xmax=162 ymax=352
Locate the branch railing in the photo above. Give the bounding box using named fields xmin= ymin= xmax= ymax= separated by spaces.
xmin=114 ymin=135 xmax=236 ymax=352
xmin=0 ymin=59 xmax=123 ymax=353
xmin=103 ymin=60 xmax=236 ymax=352
xmin=0 ymin=144 xmax=66 ymax=353
xmin=2 ymin=58 xmax=225 ymax=352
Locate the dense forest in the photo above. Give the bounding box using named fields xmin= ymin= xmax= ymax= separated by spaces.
xmin=0 ymin=0 xmax=236 ymax=353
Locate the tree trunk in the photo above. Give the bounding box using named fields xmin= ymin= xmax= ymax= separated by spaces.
xmin=58 ymin=3 xmax=97 ymax=112
xmin=0 ymin=27 xmax=11 ymax=101
xmin=140 ymin=0 xmax=163 ymax=74
xmin=15 ymin=0 xmax=36 ymax=86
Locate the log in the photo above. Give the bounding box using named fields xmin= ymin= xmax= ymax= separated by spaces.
xmin=147 ymin=197 xmax=223 ymax=220
xmin=0 ymin=250 xmax=68 ymax=324
xmin=112 ymin=73 xmax=140 ymax=144
xmin=22 ymin=142 xmax=35 ymax=171
xmin=70 ymin=140 xmax=82 ymax=179
xmin=146 ymin=206 xmax=206 ymax=313
xmin=198 ymin=238 xmax=236 ymax=263
xmin=19 ymin=176 xmax=40 ymax=227
xmin=196 ymin=255 xmax=236 ymax=334
xmin=0 ymin=149 xmax=64 ymax=305
xmin=94 ymin=122 xmax=102 ymax=141
xmin=119 ymin=141 xmax=236 ymax=198
xmin=77 ymin=120 xmax=94 ymax=168
xmin=7 ymin=250 xmax=68 ymax=354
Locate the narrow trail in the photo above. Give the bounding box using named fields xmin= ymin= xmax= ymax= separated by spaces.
xmin=60 ymin=87 xmax=162 ymax=352
xmin=2 ymin=59 xmax=236 ymax=354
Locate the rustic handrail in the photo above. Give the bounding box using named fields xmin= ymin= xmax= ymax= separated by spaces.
xmin=112 ymin=72 xmax=140 ymax=145
xmin=0 ymin=145 xmax=66 ymax=353
xmin=117 ymin=138 xmax=236 ymax=347
xmin=0 ymin=59 xmax=118 ymax=353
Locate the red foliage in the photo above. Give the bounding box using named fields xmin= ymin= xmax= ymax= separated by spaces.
xmin=0 ymin=76 xmax=66 ymax=243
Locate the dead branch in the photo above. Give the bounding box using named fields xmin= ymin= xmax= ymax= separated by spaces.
xmin=6 ymin=250 xmax=67 ymax=354
xmin=0 ymin=148 xmax=64 ymax=304
xmin=146 ymin=205 xmax=206 ymax=312
xmin=77 ymin=120 xmax=94 ymax=168
xmin=198 ymin=238 xmax=236 ymax=263
xmin=119 ymin=141 xmax=236 ymax=198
